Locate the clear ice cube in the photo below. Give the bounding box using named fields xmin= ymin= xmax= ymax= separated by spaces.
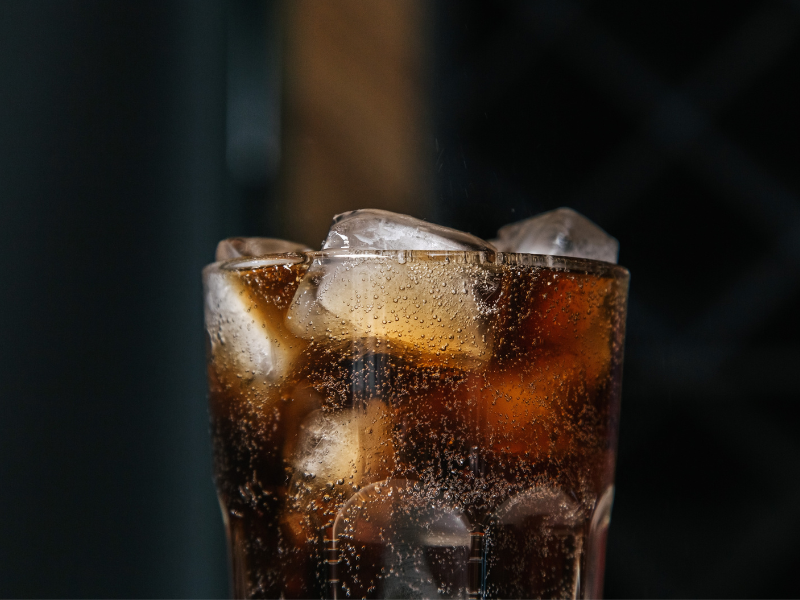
xmin=290 ymin=409 xmax=360 ymax=488
xmin=216 ymin=237 xmax=311 ymax=261
xmin=493 ymin=207 xmax=618 ymax=263
xmin=288 ymin=401 xmax=395 ymax=499
xmin=203 ymin=260 xmax=303 ymax=385
xmin=484 ymin=485 xmax=584 ymax=598
xmin=323 ymin=209 xmax=496 ymax=252
xmin=285 ymin=254 xmax=499 ymax=367
xmin=333 ymin=480 xmax=471 ymax=599
xmin=490 ymin=485 xmax=582 ymax=527
xmin=286 ymin=210 xmax=500 ymax=366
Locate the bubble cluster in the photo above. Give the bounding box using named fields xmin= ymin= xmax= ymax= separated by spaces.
xmin=203 ymin=251 xmax=628 ymax=599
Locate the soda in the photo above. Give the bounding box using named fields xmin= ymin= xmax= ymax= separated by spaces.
xmin=204 ymin=250 xmax=628 ymax=599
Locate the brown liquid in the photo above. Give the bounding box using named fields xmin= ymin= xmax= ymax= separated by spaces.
xmin=205 ymin=254 xmax=627 ymax=599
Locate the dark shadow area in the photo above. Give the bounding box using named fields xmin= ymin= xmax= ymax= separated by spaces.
xmin=0 ymin=2 xmax=233 ymax=597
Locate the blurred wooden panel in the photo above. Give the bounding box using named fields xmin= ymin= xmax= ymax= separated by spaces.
xmin=280 ymin=0 xmax=429 ymax=247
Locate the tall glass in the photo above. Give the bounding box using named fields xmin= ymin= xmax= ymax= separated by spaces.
xmin=203 ymin=250 xmax=629 ymax=599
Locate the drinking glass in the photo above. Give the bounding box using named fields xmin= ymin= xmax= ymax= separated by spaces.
xmin=203 ymin=249 xmax=629 ymax=599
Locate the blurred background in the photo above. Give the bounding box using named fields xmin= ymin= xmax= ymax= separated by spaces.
xmin=1 ymin=0 xmax=799 ymax=597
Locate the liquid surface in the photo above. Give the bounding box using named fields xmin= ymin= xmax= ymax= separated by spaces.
xmin=204 ymin=252 xmax=628 ymax=599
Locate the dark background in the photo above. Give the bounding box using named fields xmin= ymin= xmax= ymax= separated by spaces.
xmin=2 ymin=1 xmax=799 ymax=597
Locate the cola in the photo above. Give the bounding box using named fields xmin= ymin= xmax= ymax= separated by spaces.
xmin=204 ymin=249 xmax=628 ymax=599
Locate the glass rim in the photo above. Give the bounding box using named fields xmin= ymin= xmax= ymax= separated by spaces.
xmin=207 ymin=250 xmax=629 ymax=279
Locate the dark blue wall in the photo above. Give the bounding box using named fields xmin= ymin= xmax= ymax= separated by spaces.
xmin=0 ymin=2 xmax=232 ymax=596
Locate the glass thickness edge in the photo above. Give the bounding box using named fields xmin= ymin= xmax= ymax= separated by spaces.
xmin=206 ymin=250 xmax=629 ymax=281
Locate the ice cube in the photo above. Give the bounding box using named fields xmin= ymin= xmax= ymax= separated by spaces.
xmin=288 ymin=401 xmax=395 ymax=502
xmin=485 ymin=485 xmax=583 ymax=599
xmin=290 ymin=409 xmax=361 ymax=489
xmin=215 ymin=237 xmax=311 ymax=261
xmin=334 ymin=480 xmax=471 ymax=546
xmin=493 ymin=207 xmax=618 ymax=263
xmin=285 ymin=254 xmax=500 ymax=367
xmin=203 ymin=258 xmax=304 ymax=386
xmin=323 ymin=209 xmax=496 ymax=252
xmin=490 ymin=485 xmax=582 ymax=528
xmin=332 ymin=480 xmax=471 ymax=599
xmin=287 ymin=210 xmax=500 ymax=365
